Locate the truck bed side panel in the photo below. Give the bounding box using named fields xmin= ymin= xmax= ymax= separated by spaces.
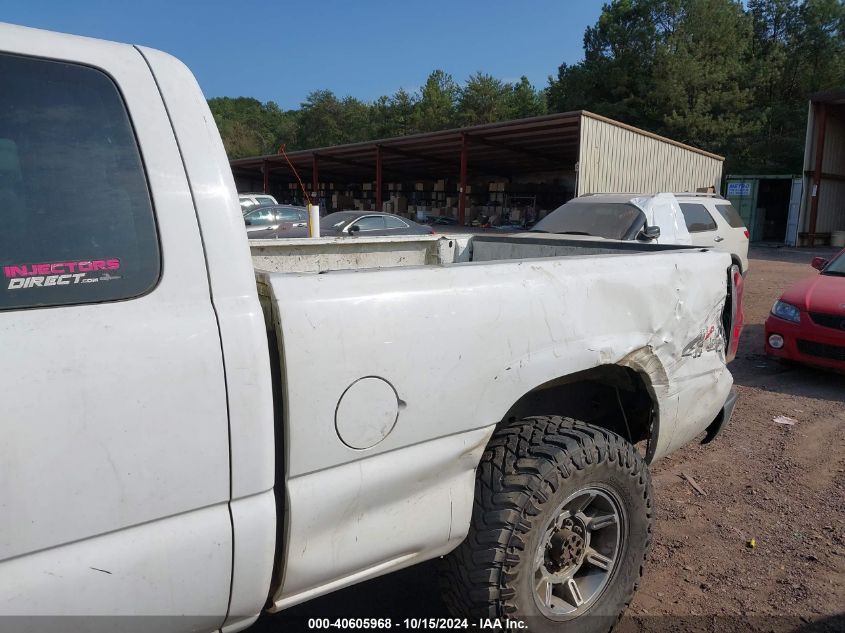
xmin=261 ymin=248 xmax=733 ymax=608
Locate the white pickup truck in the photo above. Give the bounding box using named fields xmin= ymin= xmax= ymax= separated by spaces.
xmin=0 ymin=23 xmax=743 ymax=633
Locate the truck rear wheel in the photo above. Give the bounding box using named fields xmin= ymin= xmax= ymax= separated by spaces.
xmin=440 ymin=416 xmax=653 ymax=633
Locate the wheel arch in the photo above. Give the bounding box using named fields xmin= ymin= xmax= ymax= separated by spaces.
xmin=494 ymin=355 xmax=665 ymax=463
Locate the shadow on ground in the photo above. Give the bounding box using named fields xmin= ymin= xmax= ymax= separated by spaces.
xmin=747 ymin=245 xmax=840 ymax=266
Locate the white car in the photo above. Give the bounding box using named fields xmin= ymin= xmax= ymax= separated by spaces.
xmin=239 ymin=192 xmax=278 ymax=212
xmin=535 ymin=192 xmax=750 ymax=274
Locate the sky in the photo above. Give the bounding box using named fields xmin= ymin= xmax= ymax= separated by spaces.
xmin=0 ymin=0 xmax=606 ymax=110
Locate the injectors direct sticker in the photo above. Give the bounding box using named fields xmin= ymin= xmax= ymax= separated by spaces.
xmin=4 ymin=258 xmax=121 ymax=290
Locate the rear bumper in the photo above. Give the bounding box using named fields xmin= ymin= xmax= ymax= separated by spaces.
xmin=701 ymin=388 xmax=737 ymax=444
xmin=764 ymin=315 xmax=845 ymax=372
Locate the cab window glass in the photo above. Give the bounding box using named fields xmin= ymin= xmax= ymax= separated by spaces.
xmin=0 ymin=53 xmax=160 ymax=310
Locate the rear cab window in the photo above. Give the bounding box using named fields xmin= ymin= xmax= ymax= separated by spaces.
xmin=0 ymin=52 xmax=160 ymax=311
xmin=678 ymin=203 xmax=718 ymax=233
xmin=714 ymin=202 xmax=746 ymax=228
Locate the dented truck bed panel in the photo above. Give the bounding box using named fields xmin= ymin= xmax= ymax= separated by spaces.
xmin=258 ymin=244 xmax=733 ymax=610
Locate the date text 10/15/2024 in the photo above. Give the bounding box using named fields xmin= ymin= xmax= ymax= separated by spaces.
xmin=307 ymin=619 xmax=527 ymax=630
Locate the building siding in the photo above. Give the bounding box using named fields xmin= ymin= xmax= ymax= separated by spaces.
xmin=817 ymin=111 xmax=845 ymax=232
xmin=577 ymin=114 xmax=724 ymax=196
xmin=799 ymin=103 xmax=845 ymax=235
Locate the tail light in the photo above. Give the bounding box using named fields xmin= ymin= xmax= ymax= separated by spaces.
xmin=724 ymin=265 xmax=745 ymax=363
xmin=743 ymin=229 xmax=750 ymax=239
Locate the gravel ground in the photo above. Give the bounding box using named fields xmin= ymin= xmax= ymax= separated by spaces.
xmin=252 ymin=246 xmax=845 ymax=633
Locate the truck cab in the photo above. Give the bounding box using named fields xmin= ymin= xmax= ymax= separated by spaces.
xmin=0 ymin=25 xmax=275 ymax=633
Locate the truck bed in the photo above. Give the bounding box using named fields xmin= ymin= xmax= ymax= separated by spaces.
xmin=250 ymin=232 xmax=702 ymax=273
xmin=255 ymin=233 xmax=732 ymax=611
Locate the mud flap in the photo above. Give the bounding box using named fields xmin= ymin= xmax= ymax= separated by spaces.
xmin=701 ymin=388 xmax=738 ymax=444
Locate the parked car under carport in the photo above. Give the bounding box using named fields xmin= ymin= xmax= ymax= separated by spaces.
xmin=248 ymin=211 xmax=433 ymax=239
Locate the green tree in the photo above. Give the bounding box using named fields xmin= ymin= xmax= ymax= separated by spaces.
xmin=370 ymin=88 xmax=419 ymax=138
xmin=413 ymin=70 xmax=458 ymax=131
xmin=208 ymin=96 xmax=299 ymax=158
xmin=296 ymin=90 xmax=372 ymax=148
xmin=339 ymin=95 xmax=372 ymax=143
xmin=650 ymin=0 xmax=759 ymax=158
xmin=509 ymin=76 xmax=547 ymax=118
xmin=547 ymin=0 xmax=666 ymax=127
xmin=370 ymin=95 xmax=397 ymax=138
xmin=458 ymin=72 xmax=513 ymax=125
xmin=293 ymin=90 xmax=343 ymax=148
xmin=790 ymin=0 xmax=845 ymax=96
xmin=389 ymin=88 xmax=418 ymax=136
xmin=545 ymin=0 xmax=845 ymax=171
xmin=745 ymin=0 xmax=804 ymax=171
xmin=742 ymin=0 xmax=844 ymax=172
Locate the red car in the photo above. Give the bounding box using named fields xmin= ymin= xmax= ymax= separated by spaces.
xmin=764 ymin=248 xmax=845 ymax=371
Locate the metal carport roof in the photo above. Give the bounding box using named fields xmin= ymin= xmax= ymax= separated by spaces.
xmin=230 ymin=110 xmax=723 ymax=222
xmin=230 ymin=111 xmax=584 ymax=184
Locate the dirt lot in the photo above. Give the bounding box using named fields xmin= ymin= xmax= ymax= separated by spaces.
xmin=622 ymin=245 xmax=845 ymax=631
xmin=254 ymin=246 xmax=844 ymax=633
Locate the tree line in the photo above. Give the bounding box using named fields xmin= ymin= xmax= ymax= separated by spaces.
xmin=208 ymin=71 xmax=546 ymax=159
xmin=209 ymin=0 xmax=844 ymax=173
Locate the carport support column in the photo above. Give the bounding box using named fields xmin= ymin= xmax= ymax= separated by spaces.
xmin=809 ymin=102 xmax=827 ymax=237
xmin=262 ymin=159 xmax=269 ymax=194
xmin=459 ymin=133 xmax=468 ymax=225
xmin=311 ymin=154 xmax=319 ymax=203
xmin=376 ymin=145 xmax=383 ymax=212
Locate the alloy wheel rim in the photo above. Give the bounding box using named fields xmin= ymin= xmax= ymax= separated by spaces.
xmin=532 ymin=486 xmax=626 ymax=619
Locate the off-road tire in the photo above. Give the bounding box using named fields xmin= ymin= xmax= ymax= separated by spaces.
xmin=439 ymin=416 xmax=653 ymax=633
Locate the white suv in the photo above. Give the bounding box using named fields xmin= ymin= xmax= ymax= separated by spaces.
xmin=674 ymin=193 xmax=750 ymax=274
xmin=534 ymin=192 xmax=750 ymax=274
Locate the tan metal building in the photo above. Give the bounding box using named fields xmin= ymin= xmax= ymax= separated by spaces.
xmin=577 ymin=113 xmax=723 ymax=195
xmin=232 ymin=111 xmax=724 ymax=223
xmin=798 ymin=90 xmax=845 ymax=246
